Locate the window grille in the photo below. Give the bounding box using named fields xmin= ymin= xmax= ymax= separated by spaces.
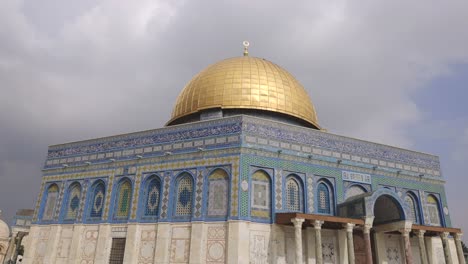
xmin=65 ymin=184 xmax=81 ymax=220
xmin=144 ymin=178 xmax=161 ymax=216
xmin=286 ymin=178 xmax=300 ymax=212
xmin=207 ymin=169 xmax=228 ymax=217
xmin=251 ymin=171 xmax=271 ymax=219
xmin=175 ymin=176 xmax=193 ymax=216
xmin=115 ymin=181 xmax=132 ymax=219
xmin=90 ymin=183 xmax=105 ymax=218
xmin=43 ymin=184 xmax=59 ymax=220
xmin=427 ymin=195 xmax=441 ymax=226
xmin=108 ymin=238 xmax=126 ymax=264
xmin=317 ymin=183 xmax=331 ymax=214
xmin=404 ymin=194 xmax=420 ymax=224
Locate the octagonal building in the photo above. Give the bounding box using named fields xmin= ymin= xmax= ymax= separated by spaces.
xmin=23 ymin=49 xmax=464 ymax=264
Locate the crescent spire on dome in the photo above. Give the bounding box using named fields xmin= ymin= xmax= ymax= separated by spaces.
xmin=167 ymin=55 xmax=320 ymax=129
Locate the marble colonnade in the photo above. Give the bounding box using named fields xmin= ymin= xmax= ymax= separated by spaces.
xmin=291 ymin=217 xmax=362 ymax=264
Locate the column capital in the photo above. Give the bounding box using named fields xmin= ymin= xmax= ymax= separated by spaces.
xmin=291 ymin=218 xmax=305 ymax=228
xmin=440 ymin=232 xmax=450 ymax=240
xmin=454 ymin=233 xmax=463 ymax=241
xmin=417 ymin=230 xmax=426 ymax=238
xmin=363 ymin=216 xmax=374 ymax=234
xmin=344 ymin=223 xmax=355 ymax=233
xmin=313 ymin=220 xmax=324 ymax=230
xmin=399 ymin=228 xmax=411 ymax=237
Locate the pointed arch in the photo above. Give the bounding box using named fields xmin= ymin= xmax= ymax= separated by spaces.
xmin=404 ymin=191 xmax=421 ymax=224
xmin=285 ymin=176 xmax=303 ymax=212
xmin=114 ymin=178 xmax=133 ymax=220
xmin=42 ymin=183 xmax=59 ymax=220
xmin=88 ymin=180 xmax=106 ymax=219
xmin=173 ymin=173 xmax=194 ymax=218
xmin=251 ymin=170 xmax=272 ymax=219
xmin=64 ymin=182 xmax=82 ymax=220
xmin=207 ymin=168 xmax=229 ymax=218
xmin=427 ymin=194 xmax=442 ymax=226
xmin=143 ymin=175 xmax=162 ymax=217
xmin=316 ymin=179 xmax=334 ymax=215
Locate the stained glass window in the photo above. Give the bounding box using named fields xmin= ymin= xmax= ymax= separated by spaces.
xmin=144 ymin=178 xmax=161 ymax=216
xmin=175 ymin=175 xmax=193 ymax=217
xmin=65 ymin=183 xmax=81 ymax=220
xmin=207 ymin=169 xmax=228 ymax=217
xmin=317 ymin=182 xmax=331 ymax=214
xmin=404 ymin=193 xmax=420 ymax=224
xmin=286 ymin=178 xmax=300 ymax=212
xmin=427 ymin=195 xmax=441 ymax=226
xmin=251 ymin=171 xmax=271 ymax=219
xmin=43 ymin=184 xmax=59 ymax=220
xmin=90 ymin=182 xmax=105 ymax=218
xmin=115 ymin=180 xmax=132 ymax=219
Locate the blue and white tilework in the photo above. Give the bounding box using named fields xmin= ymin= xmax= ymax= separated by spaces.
xmin=275 ymin=169 xmax=283 ymax=210
xmin=307 ymin=175 xmax=314 ymax=213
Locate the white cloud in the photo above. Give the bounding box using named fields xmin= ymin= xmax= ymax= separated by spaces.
xmin=452 ymin=126 xmax=468 ymax=161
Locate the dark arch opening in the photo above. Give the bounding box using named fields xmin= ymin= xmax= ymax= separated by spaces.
xmin=373 ymin=195 xmax=404 ymax=225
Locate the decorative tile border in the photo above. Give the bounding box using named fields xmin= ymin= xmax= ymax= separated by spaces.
xmin=194 ymin=169 xmax=205 ymax=218
xmin=275 ymin=169 xmax=282 ymax=210
xmin=241 ymin=116 xmax=440 ymax=172
xmin=43 ymin=116 xmax=440 ymax=177
xmin=47 ymin=119 xmax=242 ymax=158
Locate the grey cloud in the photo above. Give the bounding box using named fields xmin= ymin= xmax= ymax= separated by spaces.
xmin=1 ymin=0 xmax=468 ymax=243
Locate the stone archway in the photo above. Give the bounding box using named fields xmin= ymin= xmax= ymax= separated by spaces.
xmin=373 ymin=195 xmax=405 ymax=225
xmin=370 ymin=192 xmax=409 ymax=264
xmin=337 ymin=188 xmax=411 ymax=263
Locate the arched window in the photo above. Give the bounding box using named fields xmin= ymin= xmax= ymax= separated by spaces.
xmin=207 ymin=169 xmax=229 ymax=218
xmin=404 ymin=193 xmax=420 ymax=224
xmin=285 ymin=177 xmax=301 ymax=212
xmin=427 ymin=195 xmax=441 ymax=226
xmin=89 ymin=181 xmax=105 ymax=219
xmin=317 ymin=182 xmax=333 ymax=215
xmin=144 ymin=177 xmax=161 ymax=217
xmin=65 ymin=183 xmax=81 ymax=220
xmin=174 ymin=174 xmax=193 ymax=217
xmin=42 ymin=184 xmax=59 ymax=220
xmin=344 ymin=185 xmax=367 ymax=200
xmin=251 ymin=170 xmax=271 ymax=219
xmin=114 ymin=180 xmax=132 ymax=219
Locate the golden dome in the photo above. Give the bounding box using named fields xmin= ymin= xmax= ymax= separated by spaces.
xmin=167 ymin=56 xmax=320 ymax=129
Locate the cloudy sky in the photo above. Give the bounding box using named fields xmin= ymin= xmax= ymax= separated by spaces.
xmin=1 ymin=0 xmax=468 ymax=242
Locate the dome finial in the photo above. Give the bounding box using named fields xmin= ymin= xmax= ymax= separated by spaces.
xmin=243 ymin=41 xmax=250 ymax=56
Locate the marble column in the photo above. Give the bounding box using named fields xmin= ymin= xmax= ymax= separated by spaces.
xmin=417 ymin=230 xmax=429 ymax=264
xmin=363 ymin=217 xmax=374 ymax=264
xmin=314 ymin=220 xmax=324 ymax=264
xmin=453 ymin=233 xmax=465 ymax=264
xmin=440 ymin=232 xmax=453 ymax=264
xmin=291 ymin=218 xmax=305 ymax=264
xmin=345 ymin=223 xmax=355 ymax=264
xmin=400 ymin=228 xmax=414 ymax=264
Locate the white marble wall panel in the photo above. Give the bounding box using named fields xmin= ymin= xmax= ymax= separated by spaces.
xmin=206 ymin=224 xmax=227 ymax=264
xmin=249 ymin=223 xmax=271 ymax=264
xmin=322 ymin=230 xmax=338 ymax=264
xmin=79 ymin=226 xmax=99 ymax=264
xmin=410 ymin=236 xmax=422 ymax=264
xmin=32 ymin=226 xmax=50 ymax=264
xmin=138 ymin=225 xmax=158 ymax=264
xmin=56 ymin=226 xmax=73 ymax=260
xmin=170 ymin=225 xmax=191 ymax=264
